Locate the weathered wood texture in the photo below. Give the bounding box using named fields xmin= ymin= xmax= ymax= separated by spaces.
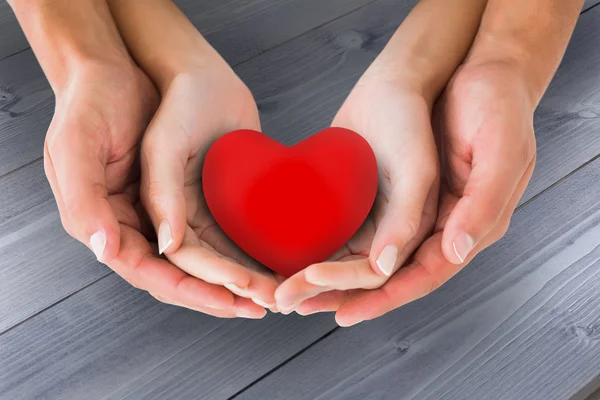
xmin=238 ymin=150 xmax=600 ymax=400
xmin=0 ymin=1 xmax=599 ymax=399
xmin=584 ymin=0 xmax=600 ymax=11
xmin=0 ymin=0 xmax=374 ymax=176
xmin=0 ymin=0 xmax=375 ymax=61
xmin=0 ymin=274 xmax=336 ymax=399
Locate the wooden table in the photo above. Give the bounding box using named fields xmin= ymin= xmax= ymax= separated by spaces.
xmin=1 ymin=1 xmax=600 ymax=399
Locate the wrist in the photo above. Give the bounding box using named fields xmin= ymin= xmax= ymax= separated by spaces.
xmin=107 ymin=0 xmax=225 ymax=94
xmin=465 ymin=0 xmax=583 ymax=106
xmin=11 ymin=0 xmax=131 ymax=90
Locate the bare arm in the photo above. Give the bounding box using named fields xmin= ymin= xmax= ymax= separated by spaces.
xmin=107 ymin=0 xmax=223 ymax=93
xmin=466 ymin=0 xmax=584 ymax=104
xmin=371 ymin=0 xmax=488 ymax=104
xmin=9 ymin=0 xmax=131 ymax=91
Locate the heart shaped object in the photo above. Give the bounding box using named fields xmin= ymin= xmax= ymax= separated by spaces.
xmin=202 ymin=128 xmax=378 ymax=277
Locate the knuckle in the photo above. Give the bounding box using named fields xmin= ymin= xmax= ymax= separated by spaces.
xmin=492 ymin=219 xmax=512 ymax=243
xmin=397 ymin=211 xmax=422 ymax=244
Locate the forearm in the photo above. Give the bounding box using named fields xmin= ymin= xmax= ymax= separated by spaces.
xmin=466 ymin=0 xmax=584 ymax=105
xmin=371 ymin=0 xmax=487 ymax=104
xmin=9 ymin=0 xmax=130 ymax=91
xmin=107 ymin=0 xmax=222 ymax=93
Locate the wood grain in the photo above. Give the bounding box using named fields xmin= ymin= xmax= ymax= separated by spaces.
xmin=0 ymin=0 xmax=599 ymax=399
xmin=0 ymin=273 xmax=336 ymax=399
xmin=237 ymin=152 xmax=600 ymax=400
xmin=0 ymin=161 xmax=110 ymax=333
xmin=583 ymin=0 xmax=600 ymax=12
xmin=0 ymin=0 xmax=374 ymax=176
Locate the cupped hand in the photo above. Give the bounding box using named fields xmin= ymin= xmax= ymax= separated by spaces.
xmin=274 ymin=67 xmax=440 ymax=314
xmin=294 ymin=62 xmax=537 ymax=325
xmin=44 ymin=58 xmax=266 ymax=318
xmin=140 ymin=58 xmax=280 ymax=314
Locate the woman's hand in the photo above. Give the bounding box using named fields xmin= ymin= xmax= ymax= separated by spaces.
xmin=140 ymin=62 xmax=280 ymax=314
xmin=273 ymin=0 xmax=487 ymax=315
xmin=108 ymin=0 xmax=279 ymax=315
xmin=274 ymin=70 xmax=439 ymax=314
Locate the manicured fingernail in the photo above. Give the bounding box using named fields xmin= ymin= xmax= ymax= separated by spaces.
xmin=279 ymin=302 xmax=300 ymax=315
xmin=376 ymin=245 xmax=398 ymax=276
xmin=252 ymin=298 xmax=276 ymax=308
xmin=236 ymin=310 xmax=265 ymax=319
xmin=90 ymin=231 xmax=106 ymax=261
xmin=158 ymin=220 xmax=173 ymax=254
xmin=339 ymin=319 xmax=363 ymax=327
xmin=452 ymin=232 xmax=474 ymax=264
xmin=224 ymin=283 xmax=250 ymax=297
xmin=296 ymin=309 xmax=319 ymax=316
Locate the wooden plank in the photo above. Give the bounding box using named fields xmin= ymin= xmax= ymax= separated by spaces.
xmin=0 ymin=273 xmax=336 ymax=400
xmin=0 ymin=0 xmax=415 ymax=333
xmin=0 ymin=0 xmax=375 ymax=62
xmin=235 ymin=0 xmax=600 ymax=206
xmin=0 ymin=1 xmax=27 ymax=62
xmin=237 ymin=154 xmax=600 ymax=400
xmin=0 ymin=51 xmax=53 ymax=176
xmin=0 ymin=161 xmax=109 ymax=333
xmin=0 ymin=0 xmax=373 ymax=177
xmin=583 ymin=0 xmax=600 ymax=12
xmin=0 ymin=0 xmax=598 ymax=397
xmin=523 ymin=9 xmax=600 ymax=204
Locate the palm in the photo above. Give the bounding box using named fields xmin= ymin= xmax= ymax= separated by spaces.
xmin=331 ymin=80 xmax=439 ymax=274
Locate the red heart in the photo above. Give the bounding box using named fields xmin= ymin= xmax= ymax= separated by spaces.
xmin=202 ymin=128 xmax=378 ymax=277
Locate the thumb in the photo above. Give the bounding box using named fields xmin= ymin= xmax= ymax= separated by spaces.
xmin=369 ymin=169 xmax=438 ymax=277
xmin=442 ymin=139 xmax=533 ymax=265
xmin=140 ymin=111 xmax=188 ymax=255
xmin=44 ymin=129 xmax=120 ymax=263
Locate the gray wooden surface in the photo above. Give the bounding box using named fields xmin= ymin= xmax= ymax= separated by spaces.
xmin=1 ymin=1 xmax=600 ymax=399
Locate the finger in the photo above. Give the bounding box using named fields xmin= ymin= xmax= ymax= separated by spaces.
xmin=369 ymin=123 xmax=439 ymax=278
xmin=304 ymin=258 xmax=387 ymax=291
xmin=166 ymin=227 xmax=277 ymax=307
xmin=44 ymin=130 xmax=119 ymax=263
xmin=335 ymin=162 xmax=536 ymax=326
xmin=296 ymin=290 xmax=347 ymax=316
xmin=140 ymin=93 xmax=189 ymax=255
xmin=336 ymin=233 xmax=449 ymax=327
xmin=442 ymin=134 xmax=534 ymax=265
xmin=274 ymin=270 xmax=329 ymax=314
xmin=109 ymin=224 xmax=236 ymax=310
xmin=150 ymin=292 xmax=267 ymax=319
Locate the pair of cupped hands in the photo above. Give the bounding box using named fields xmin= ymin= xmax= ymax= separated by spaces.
xmin=44 ymin=41 xmax=536 ymax=326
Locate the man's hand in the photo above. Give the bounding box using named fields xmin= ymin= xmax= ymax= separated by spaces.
xmin=12 ymin=0 xmax=271 ymax=318
xmin=291 ymin=0 xmax=584 ymax=326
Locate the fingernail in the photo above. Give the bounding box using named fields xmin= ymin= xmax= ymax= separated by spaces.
xmin=158 ymin=220 xmax=173 ymax=254
xmin=339 ymin=319 xmax=363 ymax=327
xmin=90 ymin=231 xmax=106 ymax=261
xmin=236 ymin=310 xmax=265 ymax=319
xmin=376 ymin=245 xmax=398 ymax=276
xmin=452 ymin=232 xmax=474 ymax=264
xmin=225 ymin=283 xmax=250 ymax=297
xmin=252 ymin=298 xmax=276 ymax=308
xmin=280 ymin=302 xmax=301 ymax=315
xmin=296 ymin=309 xmax=319 ymax=316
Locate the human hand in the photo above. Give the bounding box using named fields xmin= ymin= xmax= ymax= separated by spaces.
xmin=273 ymin=68 xmax=440 ymax=314
xmin=139 ymin=58 xmax=280 ymax=314
xmin=273 ymin=0 xmax=489 ymax=315
xmin=296 ymin=62 xmax=536 ymax=325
